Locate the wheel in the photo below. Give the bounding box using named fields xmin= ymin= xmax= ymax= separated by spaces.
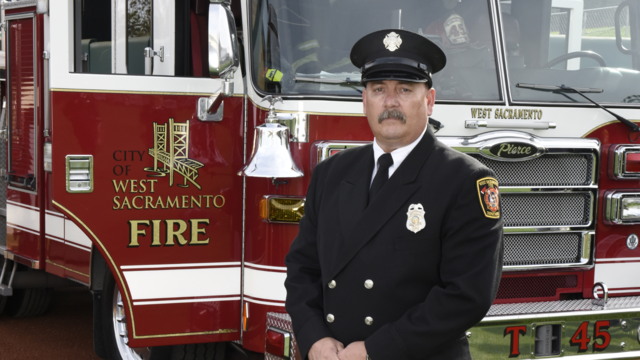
xmin=102 ymin=271 xmax=225 ymax=360
xmin=543 ymin=51 xmax=607 ymax=68
xmin=103 ymin=271 xmax=171 ymax=360
xmin=4 ymin=287 xmax=53 ymax=318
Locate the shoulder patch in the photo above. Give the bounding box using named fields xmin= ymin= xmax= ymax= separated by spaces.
xmin=476 ymin=177 xmax=500 ymax=219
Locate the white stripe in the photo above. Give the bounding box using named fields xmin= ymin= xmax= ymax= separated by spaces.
xmin=7 ymin=204 xmax=40 ymax=232
xmin=65 ymin=241 xmax=91 ymax=252
xmin=45 ymin=213 xmax=65 ymax=238
xmin=245 ymin=263 xmax=287 ymax=272
xmin=8 ymin=223 xmax=40 ymax=236
xmin=46 ymin=235 xmax=65 ymax=244
xmin=64 ymin=219 xmax=92 ymax=248
xmin=244 ymin=268 xmax=287 ymax=302
xmin=121 ymin=262 xmax=242 ymax=270
xmin=244 ymin=298 xmax=286 ymax=307
xmin=124 ymin=267 xmax=241 ymax=300
xmin=7 ymin=200 xmax=39 ymax=211
xmin=45 ymin=210 xmax=64 ymax=217
xmin=596 ymin=257 xmax=640 ymax=262
xmin=594 ymin=262 xmax=640 ymax=289
xmin=134 ymin=296 xmax=240 ymax=306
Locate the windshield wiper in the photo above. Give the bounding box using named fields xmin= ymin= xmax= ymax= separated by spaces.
xmin=294 ymin=76 xmax=363 ymax=85
xmin=517 ymin=83 xmax=639 ymax=132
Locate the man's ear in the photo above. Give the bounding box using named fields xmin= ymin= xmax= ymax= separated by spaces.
xmin=426 ymin=87 xmax=436 ymax=116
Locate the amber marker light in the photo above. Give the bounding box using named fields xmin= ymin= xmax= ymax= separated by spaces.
xmin=265 ymin=328 xmax=291 ymax=358
xmin=260 ymin=196 xmax=305 ymax=223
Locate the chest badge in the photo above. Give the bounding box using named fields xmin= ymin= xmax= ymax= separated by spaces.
xmin=406 ymin=204 xmax=426 ymax=233
xmin=384 ymin=32 xmax=402 ymax=52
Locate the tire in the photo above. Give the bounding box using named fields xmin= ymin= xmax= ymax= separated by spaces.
xmin=102 ymin=270 xmax=172 ymax=360
xmin=101 ymin=271 xmax=227 ymax=360
xmin=4 ymin=287 xmax=53 ymax=318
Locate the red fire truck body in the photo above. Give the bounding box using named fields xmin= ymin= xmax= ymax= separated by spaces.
xmin=1 ymin=0 xmax=640 ymax=359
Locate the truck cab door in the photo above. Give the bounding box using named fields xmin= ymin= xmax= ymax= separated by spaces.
xmin=51 ymin=0 xmax=243 ymax=346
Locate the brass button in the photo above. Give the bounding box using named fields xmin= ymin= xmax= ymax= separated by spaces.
xmin=327 ymin=314 xmax=335 ymax=323
xmin=364 ymin=279 xmax=374 ymax=289
xmin=365 ymin=316 xmax=373 ymax=325
xmin=328 ymin=280 xmax=336 ymax=289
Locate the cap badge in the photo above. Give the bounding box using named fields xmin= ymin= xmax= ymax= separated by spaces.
xmin=383 ymin=32 xmax=403 ymax=52
xmin=406 ymin=204 xmax=426 ymax=233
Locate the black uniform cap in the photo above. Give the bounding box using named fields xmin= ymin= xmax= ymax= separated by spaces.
xmin=350 ymin=29 xmax=446 ymax=86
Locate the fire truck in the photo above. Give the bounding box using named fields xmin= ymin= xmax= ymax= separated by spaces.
xmin=0 ymin=0 xmax=640 ymax=359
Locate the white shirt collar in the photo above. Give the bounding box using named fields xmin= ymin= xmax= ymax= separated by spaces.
xmin=371 ymin=123 xmax=429 ymax=184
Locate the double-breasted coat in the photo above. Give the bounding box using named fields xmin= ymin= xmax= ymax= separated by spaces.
xmin=285 ymin=128 xmax=504 ymax=360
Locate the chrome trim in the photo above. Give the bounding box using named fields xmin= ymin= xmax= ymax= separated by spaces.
xmin=503 ymin=231 xmax=593 ymax=271
xmin=604 ymin=191 xmax=640 ymax=225
xmin=267 ymin=327 xmax=291 ymax=358
xmin=2 ymin=0 xmax=37 ymax=10
xmin=5 ymin=250 xmax=40 ymax=269
xmin=466 ymin=120 xmax=556 ymax=130
xmin=261 ymin=195 xmax=306 ymax=225
xmin=501 ymin=191 xmax=594 ymax=230
xmin=197 ymin=96 xmax=224 ymax=121
xmin=592 ymin=282 xmax=609 ymax=304
xmin=311 ymin=140 xmax=370 ymax=169
xmin=274 ymin=113 xmax=309 ymax=143
xmin=65 ymin=155 xmax=94 ymax=193
xmin=611 ymin=145 xmax=640 ymax=179
xmin=483 ymin=299 xmax=640 ymax=322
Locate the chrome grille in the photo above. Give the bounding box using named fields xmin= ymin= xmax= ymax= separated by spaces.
xmin=469 ymin=154 xmax=594 ymax=187
xmin=504 ymin=233 xmax=582 ymax=266
xmin=502 ymin=193 xmax=592 ymax=227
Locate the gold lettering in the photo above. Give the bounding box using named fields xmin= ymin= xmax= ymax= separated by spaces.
xmin=113 ymin=180 xmax=129 ymax=193
xmin=148 ymin=179 xmax=157 ymax=193
xmin=538 ymin=110 xmax=543 ymax=119
xmin=130 ymin=180 xmax=138 ymax=193
xmin=214 ymin=195 xmax=225 ymax=208
xmin=191 ymin=196 xmax=201 ymax=208
xmin=497 ymin=143 xmax=511 ymax=157
xmin=128 ymin=220 xmax=149 ymax=247
xmin=151 ymin=220 xmax=162 ymax=246
xmin=165 ymin=219 xmax=188 ymax=246
xmin=190 ymin=219 xmax=210 ymax=245
xmin=182 ymin=195 xmax=189 ymax=208
xmin=166 ymin=197 xmax=179 ymax=209
xmin=139 ymin=180 xmax=147 ymax=193
xmin=145 ymin=196 xmax=156 ymax=209
xmin=487 ymin=108 xmax=492 ymax=119
xmin=525 ymin=147 xmax=532 ymax=154
xmin=204 ymin=195 xmax=214 ymax=208
xmin=113 ymin=196 xmax=121 ymax=210
xmin=132 ymin=196 xmax=143 ymax=210
xmin=121 ymin=197 xmax=132 ymax=210
xmin=155 ymin=197 xmax=165 ymax=209
xmin=471 ymin=108 xmax=478 ymax=118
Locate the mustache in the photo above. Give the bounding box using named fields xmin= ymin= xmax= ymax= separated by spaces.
xmin=378 ymin=109 xmax=407 ymax=124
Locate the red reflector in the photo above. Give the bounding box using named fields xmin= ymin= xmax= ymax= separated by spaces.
xmin=266 ymin=329 xmax=290 ymax=357
xmin=330 ymin=149 xmax=342 ymax=156
xmin=626 ymin=152 xmax=640 ymax=173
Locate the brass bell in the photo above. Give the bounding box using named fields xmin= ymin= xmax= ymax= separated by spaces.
xmin=238 ymin=96 xmax=304 ymax=178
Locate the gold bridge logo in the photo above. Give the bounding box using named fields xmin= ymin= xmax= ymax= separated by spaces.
xmin=144 ymin=118 xmax=204 ymax=190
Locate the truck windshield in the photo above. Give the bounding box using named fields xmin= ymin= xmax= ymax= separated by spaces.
xmin=504 ymin=0 xmax=640 ymax=105
xmin=249 ymin=0 xmax=501 ymax=101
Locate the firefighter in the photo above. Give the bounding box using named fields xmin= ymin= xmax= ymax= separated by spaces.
xmin=285 ymin=29 xmax=504 ymax=360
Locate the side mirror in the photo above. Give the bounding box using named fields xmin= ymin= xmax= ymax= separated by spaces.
xmin=200 ymin=0 xmax=239 ymax=121
xmin=208 ymin=0 xmax=239 ymax=79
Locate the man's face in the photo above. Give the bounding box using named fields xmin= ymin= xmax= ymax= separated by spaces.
xmin=363 ymin=80 xmax=435 ymax=152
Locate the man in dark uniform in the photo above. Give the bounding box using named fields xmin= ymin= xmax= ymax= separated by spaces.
xmin=285 ymin=29 xmax=504 ymax=360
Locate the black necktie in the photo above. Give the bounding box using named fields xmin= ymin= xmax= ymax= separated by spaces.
xmin=369 ymin=153 xmax=393 ymax=205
